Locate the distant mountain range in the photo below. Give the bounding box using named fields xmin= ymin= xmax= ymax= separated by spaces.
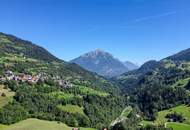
xmin=123 ymin=61 xmax=139 ymax=71
xmin=71 ymin=49 xmax=138 ymax=77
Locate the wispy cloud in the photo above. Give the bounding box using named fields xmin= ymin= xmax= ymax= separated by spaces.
xmin=125 ymin=11 xmax=178 ymax=24
xmin=87 ymin=9 xmax=186 ymax=32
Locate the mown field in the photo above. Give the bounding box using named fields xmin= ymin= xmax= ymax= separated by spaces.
xmin=156 ymin=104 xmax=190 ymax=124
xmin=57 ymin=104 xmax=85 ymax=115
xmin=0 ymin=118 xmax=97 ymax=130
xmin=141 ymin=104 xmax=190 ymax=130
xmin=76 ymin=85 xmax=109 ymax=97
xmin=167 ymin=122 xmax=190 ymax=130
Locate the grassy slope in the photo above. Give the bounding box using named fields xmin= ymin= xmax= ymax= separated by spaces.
xmin=0 ymin=118 xmax=96 ymax=130
xmin=77 ymin=85 xmax=109 ymax=97
xmin=167 ymin=122 xmax=190 ymax=130
xmin=0 ymin=85 xmax=15 ymax=108
xmin=0 ymin=125 xmax=7 ymax=130
xmin=156 ymin=105 xmax=190 ymax=124
xmin=57 ymin=104 xmax=85 ymax=115
xmin=120 ymin=106 xmax=133 ymax=118
xmin=110 ymin=106 xmax=132 ymax=126
xmin=141 ymin=105 xmax=190 ymax=129
xmin=171 ymin=77 xmax=190 ymax=88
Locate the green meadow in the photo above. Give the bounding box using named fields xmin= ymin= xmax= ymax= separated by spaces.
xmin=0 ymin=85 xmax=15 ymax=108
xmin=141 ymin=105 xmax=190 ymax=130
xmin=167 ymin=122 xmax=190 ymax=130
xmin=57 ymin=104 xmax=85 ymax=115
xmin=0 ymin=118 xmax=96 ymax=130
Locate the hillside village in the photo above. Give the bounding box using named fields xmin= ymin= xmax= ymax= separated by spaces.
xmin=0 ymin=70 xmax=73 ymax=88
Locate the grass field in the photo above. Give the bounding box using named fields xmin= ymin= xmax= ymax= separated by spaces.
xmin=77 ymin=85 xmax=109 ymax=97
xmin=0 ymin=118 xmax=96 ymax=130
xmin=141 ymin=105 xmax=190 ymax=129
xmin=51 ymin=91 xmax=82 ymax=100
xmin=155 ymin=104 xmax=190 ymax=124
xmin=0 ymin=85 xmax=15 ymax=108
xmin=171 ymin=77 xmax=190 ymax=88
xmin=57 ymin=104 xmax=85 ymax=115
xmin=167 ymin=122 xmax=190 ymax=130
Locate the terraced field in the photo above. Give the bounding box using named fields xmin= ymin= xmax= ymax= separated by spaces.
xmin=0 ymin=118 xmax=96 ymax=130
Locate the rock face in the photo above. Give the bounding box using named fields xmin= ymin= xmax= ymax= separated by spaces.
xmin=71 ymin=49 xmax=130 ymax=77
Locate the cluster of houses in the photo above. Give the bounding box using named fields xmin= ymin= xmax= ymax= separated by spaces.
xmin=0 ymin=70 xmax=44 ymax=84
xmin=0 ymin=70 xmax=73 ymax=88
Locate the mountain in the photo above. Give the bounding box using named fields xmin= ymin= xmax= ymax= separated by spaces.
xmin=166 ymin=48 xmax=190 ymax=61
xmin=116 ymin=48 xmax=190 ymax=90
xmin=0 ymin=32 xmax=126 ymax=129
xmin=123 ymin=61 xmax=139 ymax=71
xmin=114 ymin=60 xmax=160 ymax=89
xmin=71 ymin=49 xmax=129 ymax=77
xmin=112 ymin=48 xmax=190 ymax=129
xmin=0 ymin=32 xmax=60 ymax=62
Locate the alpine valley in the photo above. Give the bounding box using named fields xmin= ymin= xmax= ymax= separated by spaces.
xmin=0 ymin=32 xmax=190 ymax=130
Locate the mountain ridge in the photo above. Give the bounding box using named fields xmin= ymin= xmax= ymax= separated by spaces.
xmin=71 ymin=49 xmax=137 ymax=77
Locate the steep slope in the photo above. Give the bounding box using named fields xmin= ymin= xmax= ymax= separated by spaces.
xmin=167 ymin=48 xmax=190 ymax=61
xmin=0 ymin=32 xmax=126 ymax=129
xmin=123 ymin=61 xmax=139 ymax=71
xmin=110 ymin=49 xmax=190 ymax=130
xmin=114 ymin=48 xmax=190 ymax=124
xmin=115 ymin=49 xmax=190 ymax=88
xmin=71 ymin=49 xmax=129 ymax=77
xmin=115 ymin=60 xmax=160 ymax=89
xmin=0 ymin=32 xmax=60 ymax=62
xmin=0 ymin=32 xmax=118 ymax=91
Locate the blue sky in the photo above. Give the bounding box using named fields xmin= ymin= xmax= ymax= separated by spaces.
xmin=0 ymin=0 xmax=190 ymax=65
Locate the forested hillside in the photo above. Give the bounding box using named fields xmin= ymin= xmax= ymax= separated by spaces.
xmin=112 ymin=49 xmax=190 ymax=130
xmin=1 ymin=32 xmax=190 ymax=130
xmin=0 ymin=32 xmax=126 ymax=130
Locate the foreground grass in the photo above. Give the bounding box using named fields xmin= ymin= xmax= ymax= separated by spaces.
xmin=0 ymin=118 xmax=96 ymax=130
xmin=0 ymin=124 xmax=7 ymax=130
xmin=167 ymin=122 xmax=190 ymax=130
